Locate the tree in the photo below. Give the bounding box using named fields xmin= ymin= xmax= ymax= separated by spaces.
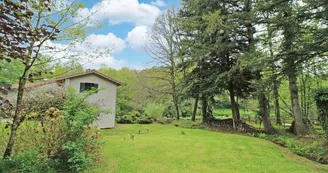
xmin=1 ymin=0 xmax=91 ymax=158
xmin=146 ymin=8 xmax=182 ymax=120
xmin=243 ymin=0 xmax=274 ymax=133
xmin=255 ymin=0 xmax=328 ymax=135
xmin=0 ymin=0 xmax=37 ymax=62
xmin=178 ymin=0 xmax=257 ymax=126
xmin=280 ymin=1 xmax=314 ymax=136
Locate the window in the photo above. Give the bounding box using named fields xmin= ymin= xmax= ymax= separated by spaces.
xmin=80 ymin=83 xmax=99 ymax=92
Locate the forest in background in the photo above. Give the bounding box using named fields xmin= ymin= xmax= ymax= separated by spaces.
xmin=2 ymin=0 xmax=328 ymax=135
xmin=1 ymin=0 xmax=328 ymax=171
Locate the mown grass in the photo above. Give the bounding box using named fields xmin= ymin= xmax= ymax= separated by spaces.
xmin=86 ymin=124 xmax=328 ymax=173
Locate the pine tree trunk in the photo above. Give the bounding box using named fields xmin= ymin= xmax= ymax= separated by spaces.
xmin=288 ymin=69 xmax=315 ymax=136
xmin=273 ymin=79 xmax=282 ymax=125
xmin=192 ymin=95 xmax=199 ymax=121
xmin=201 ymin=96 xmax=208 ymax=123
xmin=228 ymin=83 xmax=240 ymax=121
xmin=173 ymin=95 xmax=180 ymax=120
xmin=258 ymin=92 xmax=275 ymax=133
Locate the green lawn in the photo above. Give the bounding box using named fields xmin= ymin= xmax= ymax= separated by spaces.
xmin=213 ymin=108 xmax=257 ymax=117
xmin=86 ymin=124 xmax=328 ymax=173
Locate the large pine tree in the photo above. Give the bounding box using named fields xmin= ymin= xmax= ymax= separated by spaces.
xmin=178 ymin=0 xmax=256 ymax=125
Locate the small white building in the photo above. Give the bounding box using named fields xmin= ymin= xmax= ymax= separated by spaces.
xmin=9 ymin=70 xmax=123 ymax=128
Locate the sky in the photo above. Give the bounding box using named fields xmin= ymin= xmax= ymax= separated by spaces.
xmin=51 ymin=0 xmax=180 ymax=70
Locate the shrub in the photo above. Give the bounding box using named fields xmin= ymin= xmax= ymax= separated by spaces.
xmin=116 ymin=111 xmax=153 ymax=124
xmin=0 ymin=151 xmax=56 ymax=173
xmin=144 ymin=102 xmax=166 ymax=119
xmin=254 ymin=133 xmax=328 ymax=164
xmin=314 ymin=87 xmax=328 ymax=135
xmin=50 ymin=88 xmax=104 ymax=172
xmin=258 ymin=133 xmax=267 ymax=139
xmin=180 ymin=100 xmax=193 ymax=118
xmin=1 ymin=87 xmax=66 ymax=119
xmin=137 ymin=115 xmax=153 ymax=124
xmin=1 ymin=88 xmax=104 ymax=173
xmin=116 ymin=114 xmax=136 ymax=124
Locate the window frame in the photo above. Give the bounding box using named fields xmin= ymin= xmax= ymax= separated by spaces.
xmin=80 ymin=82 xmax=99 ymax=93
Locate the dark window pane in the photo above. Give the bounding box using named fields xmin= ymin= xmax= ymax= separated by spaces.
xmin=80 ymin=82 xmax=98 ymax=92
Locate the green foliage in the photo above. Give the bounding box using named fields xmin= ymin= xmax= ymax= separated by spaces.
xmin=178 ymin=0 xmax=257 ymax=102
xmin=314 ymin=87 xmax=328 ymax=135
xmin=0 ymin=59 xmax=24 ymax=84
xmin=40 ymin=60 xmax=84 ymax=81
xmin=180 ymin=100 xmax=193 ymax=118
xmin=136 ymin=116 xmax=153 ymax=124
xmin=0 ymin=151 xmax=56 ymax=173
xmin=116 ymin=111 xmax=153 ymax=124
xmin=53 ymin=88 xmax=104 ymax=172
xmin=258 ymin=133 xmax=267 ymax=139
xmin=23 ymin=87 xmax=67 ymax=116
xmin=144 ymin=102 xmax=166 ymax=119
xmin=61 ymin=141 xmax=92 ymax=172
xmin=116 ymin=115 xmax=136 ymax=124
xmin=252 ymin=133 xmax=328 ymax=164
xmin=1 ymin=88 xmax=104 ymax=172
xmin=1 ymin=87 xmax=66 ymax=119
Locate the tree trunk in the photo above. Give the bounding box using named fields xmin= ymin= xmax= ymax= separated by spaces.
xmin=192 ymin=95 xmax=199 ymax=121
xmin=300 ymin=71 xmax=311 ymax=119
xmin=3 ymin=9 xmax=45 ymax=158
xmin=228 ymin=83 xmax=240 ymax=129
xmin=3 ymin=78 xmax=26 ymax=158
xmin=273 ymin=78 xmax=282 ymax=125
xmin=258 ymin=92 xmax=275 ymax=133
xmin=287 ymin=69 xmax=315 ymax=136
xmin=173 ymin=95 xmax=180 ymax=120
xmin=228 ymin=83 xmax=240 ymax=121
xmin=201 ymin=96 xmax=208 ymax=123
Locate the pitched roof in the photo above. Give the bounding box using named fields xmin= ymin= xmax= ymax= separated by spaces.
xmin=55 ymin=70 xmax=124 ymax=86
xmin=11 ymin=80 xmax=57 ymax=89
xmin=11 ymin=70 xmax=123 ymax=89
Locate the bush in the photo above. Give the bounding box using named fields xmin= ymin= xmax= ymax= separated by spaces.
xmin=252 ymin=133 xmax=328 ymax=164
xmin=0 ymin=151 xmax=56 ymax=173
xmin=116 ymin=114 xmax=135 ymax=124
xmin=49 ymin=88 xmax=104 ymax=172
xmin=314 ymin=87 xmax=328 ymax=135
xmin=137 ymin=115 xmax=153 ymax=124
xmin=116 ymin=111 xmax=153 ymax=124
xmin=1 ymin=88 xmax=104 ymax=173
xmin=144 ymin=102 xmax=166 ymax=119
xmin=1 ymin=87 xmax=66 ymax=119
xmin=180 ymin=100 xmax=193 ymax=118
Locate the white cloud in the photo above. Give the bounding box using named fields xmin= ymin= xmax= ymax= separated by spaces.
xmin=84 ymin=55 xmax=127 ymax=70
xmin=151 ymin=0 xmax=167 ymax=7
xmin=126 ymin=26 xmax=149 ymax=51
xmin=71 ymin=33 xmax=126 ymax=53
xmin=40 ymin=38 xmax=127 ymax=70
xmin=75 ymin=0 xmax=161 ymax=26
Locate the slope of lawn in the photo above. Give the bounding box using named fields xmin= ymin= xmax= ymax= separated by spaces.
xmin=86 ymin=124 xmax=328 ymax=173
